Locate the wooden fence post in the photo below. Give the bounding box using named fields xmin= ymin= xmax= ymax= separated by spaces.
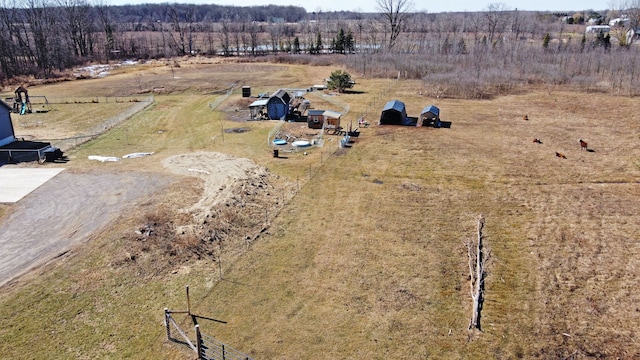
xmin=164 ymin=308 xmax=171 ymax=340
xmin=195 ymin=324 xmax=202 ymax=359
xmin=186 ymin=285 xmax=191 ymax=315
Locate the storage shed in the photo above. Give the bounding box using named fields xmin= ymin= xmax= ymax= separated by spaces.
xmin=420 ymin=105 xmax=440 ymax=126
xmin=266 ymin=89 xmax=291 ymax=120
xmin=249 ymin=99 xmax=268 ymax=119
xmin=307 ymin=110 xmax=325 ymax=129
xmin=323 ymin=110 xmax=341 ymax=128
xmin=380 ymin=100 xmax=408 ymax=125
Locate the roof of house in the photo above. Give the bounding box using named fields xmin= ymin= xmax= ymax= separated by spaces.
xmin=308 ymin=110 xmax=324 ymax=116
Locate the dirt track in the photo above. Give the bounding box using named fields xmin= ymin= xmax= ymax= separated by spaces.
xmin=0 ymin=169 xmax=172 ymax=287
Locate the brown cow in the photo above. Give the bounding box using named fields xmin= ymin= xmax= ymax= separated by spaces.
xmin=556 ymin=152 xmax=567 ymax=159
xmin=579 ymin=139 xmax=588 ymax=151
xmin=523 ymin=115 xmax=529 ymax=121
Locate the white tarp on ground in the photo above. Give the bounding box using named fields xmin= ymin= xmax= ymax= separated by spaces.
xmin=88 ymin=155 xmax=120 ymax=162
xmin=0 ymin=167 xmax=65 ymax=203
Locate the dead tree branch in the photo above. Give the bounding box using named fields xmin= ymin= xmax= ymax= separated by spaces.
xmin=467 ymin=214 xmax=486 ymax=330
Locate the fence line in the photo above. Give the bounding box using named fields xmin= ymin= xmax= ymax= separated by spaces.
xmin=165 ymin=309 xmax=197 ymax=352
xmin=164 ymin=309 xmax=253 ymax=360
xmin=198 ymin=326 xmax=252 ymax=360
xmin=43 ymin=95 xmax=154 ymax=152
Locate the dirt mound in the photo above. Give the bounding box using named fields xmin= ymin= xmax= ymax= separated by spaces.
xmin=162 ymin=152 xmax=270 ymax=219
xmin=118 ymin=152 xmax=282 ymax=276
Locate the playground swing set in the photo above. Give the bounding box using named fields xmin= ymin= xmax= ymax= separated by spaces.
xmin=6 ymin=86 xmax=51 ymax=115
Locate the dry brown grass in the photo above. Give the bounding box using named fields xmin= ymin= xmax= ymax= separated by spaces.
xmin=1 ymin=60 xmax=640 ymax=359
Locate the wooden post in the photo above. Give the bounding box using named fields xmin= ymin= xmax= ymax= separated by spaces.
xmin=186 ymin=285 xmax=191 ymax=315
xmin=195 ymin=324 xmax=203 ymax=359
xmin=164 ymin=308 xmax=171 ymax=340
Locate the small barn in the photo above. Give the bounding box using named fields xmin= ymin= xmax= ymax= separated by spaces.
xmin=380 ymin=100 xmax=408 ymax=125
xmin=307 ymin=110 xmax=325 ymax=129
xmin=420 ymin=105 xmax=440 ymax=126
xmin=266 ymin=89 xmax=291 ymax=120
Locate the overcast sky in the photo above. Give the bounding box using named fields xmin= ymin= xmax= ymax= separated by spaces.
xmin=111 ymin=0 xmax=609 ymax=13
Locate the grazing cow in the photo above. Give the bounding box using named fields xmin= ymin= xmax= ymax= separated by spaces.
xmin=533 ymin=138 xmax=542 ymax=144
xmin=523 ymin=115 xmax=529 ymax=121
xmin=556 ymin=152 xmax=567 ymax=159
xmin=579 ymin=139 xmax=588 ymax=151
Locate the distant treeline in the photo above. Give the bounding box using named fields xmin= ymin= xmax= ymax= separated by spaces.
xmin=0 ymin=2 xmax=377 ymax=81
xmin=1 ymin=2 xmax=639 ymax=99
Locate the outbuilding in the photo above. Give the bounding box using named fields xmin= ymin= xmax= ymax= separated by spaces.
xmin=380 ymin=100 xmax=408 ymax=125
xmin=586 ymin=25 xmax=610 ymax=34
xmin=420 ymin=105 xmax=440 ymax=126
xmin=307 ymin=110 xmax=325 ymax=129
xmin=249 ymin=99 xmax=268 ymax=119
xmin=323 ymin=110 xmax=341 ymax=128
xmin=266 ymin=89 xmax=291 ymax=120
xmin=307 ymin=109 xmax=342 ymax=129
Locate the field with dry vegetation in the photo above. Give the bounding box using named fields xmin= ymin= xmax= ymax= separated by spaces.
xmin=0 ymin=58 xmax=639 ymax=359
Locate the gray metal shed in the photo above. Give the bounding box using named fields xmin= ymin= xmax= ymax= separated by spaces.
xmin=380 ymin=100 xmax=408 ymax=125
xmin=420 ymin=105 xmax=440 ymax=126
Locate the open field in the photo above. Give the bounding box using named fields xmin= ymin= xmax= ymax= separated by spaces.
xmin=0 ymin=59 xmax=639 ymax=358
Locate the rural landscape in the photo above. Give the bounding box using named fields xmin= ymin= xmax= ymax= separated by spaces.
xmin=1 ymin=1 xmax=640 ymax=359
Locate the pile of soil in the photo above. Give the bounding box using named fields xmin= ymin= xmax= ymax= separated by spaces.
xmin=118 ymin=152 xmax=285 ymax=276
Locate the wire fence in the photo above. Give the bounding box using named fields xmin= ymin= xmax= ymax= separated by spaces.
xmin=44 ymin=95 xmax=154 ymax=152
xmin=164 ymin=309 xmax=253 ymax=360
xmin=199 ymin=330 xmax=253 ymax=360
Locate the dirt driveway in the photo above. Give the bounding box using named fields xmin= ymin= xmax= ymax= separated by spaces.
xmin=0 ymin=169 xmax=173 ymax=287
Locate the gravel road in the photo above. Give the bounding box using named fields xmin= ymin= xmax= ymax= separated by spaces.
xmin=0 ymin=170 xmax=171 ymax=287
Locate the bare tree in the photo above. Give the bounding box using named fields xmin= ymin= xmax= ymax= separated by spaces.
xmin=168 ymin=4 xmax=191 ymax=56
xmin=248 ymin=22 xmax=259 ymax=56
xmin=376 ymin=0 xmax=414 ymax=50
xmin=219 ymin=19 xmax=230 ymax=56
xmin=95 ymin=1 xmax=115 ymax=62
xmin=59 ymin=0 xmax=94 ymax=58
xmin=24 ymin=0 xmax=58 ymax=77
xmin=484 ymin=2 xmax=510 ymax=46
